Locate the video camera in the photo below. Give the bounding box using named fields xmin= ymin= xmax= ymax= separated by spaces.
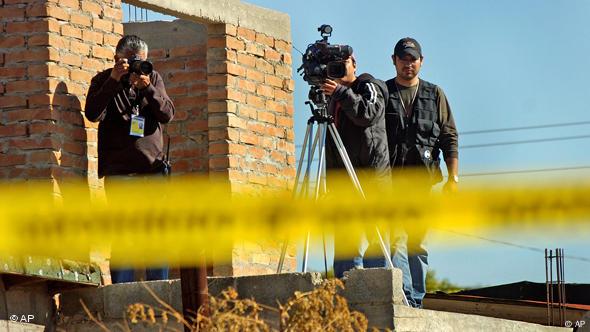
xmin=298 ymin=25 xmax=353 ymax=86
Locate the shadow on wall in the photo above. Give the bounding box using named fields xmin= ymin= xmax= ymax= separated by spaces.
xmin=52 ymin=81 xmax=91 ymax=198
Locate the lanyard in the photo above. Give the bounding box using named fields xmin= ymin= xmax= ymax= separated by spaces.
xmin=395 ymin=79 xmax=419 ymax=118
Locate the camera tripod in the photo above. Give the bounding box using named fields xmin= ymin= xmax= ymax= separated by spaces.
xmin=276 ymin=93 xmax=394 ymax=276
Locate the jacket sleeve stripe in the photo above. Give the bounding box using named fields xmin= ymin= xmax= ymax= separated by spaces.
xmin=366 ymin=82 xmax=378 ymax=105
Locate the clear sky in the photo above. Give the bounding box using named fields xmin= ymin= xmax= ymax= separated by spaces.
xmin=124 ymin=1 xmax=590 ymax=287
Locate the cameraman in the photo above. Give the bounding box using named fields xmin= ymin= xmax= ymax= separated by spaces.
xmin=320 ymin=54 xmax=391 ymax=278
xmin=85 ymin=35 xmax=175 ymax=284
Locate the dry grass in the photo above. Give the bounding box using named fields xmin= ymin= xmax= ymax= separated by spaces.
xmin=83 ymin=279 xmax=387 ymax=331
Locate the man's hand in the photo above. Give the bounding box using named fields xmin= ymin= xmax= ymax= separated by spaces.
xmin=443 ymin=178 xmax=458 ymax=193
xmin=110 ymin=58 xmax=129 ymax=82
xmin=129 ymin=73 xmax=151 ymax=90
xmin=320 ymin=79 xmax=339 ymax=96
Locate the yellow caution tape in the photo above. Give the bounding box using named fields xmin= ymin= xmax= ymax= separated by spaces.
xmin=0 ymin=173 xmax=589 ymax=267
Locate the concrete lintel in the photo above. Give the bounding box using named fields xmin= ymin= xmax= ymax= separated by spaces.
xmin=124 ymin=0 xmax=291 ymax=42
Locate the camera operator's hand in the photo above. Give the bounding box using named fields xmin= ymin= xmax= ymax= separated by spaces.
xmin=320 ymin=79 xmax=339 ymax=96
xmin=110 ymin=58 xmax=129 ymax=82
xmin=129 ymin=73 xmax=151 ymax=90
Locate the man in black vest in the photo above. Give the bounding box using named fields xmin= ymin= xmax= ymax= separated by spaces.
xmin=320 ymin=54 xmax=391 ymax=278
xmin=385 ymin=38 xmax=459 ymax=307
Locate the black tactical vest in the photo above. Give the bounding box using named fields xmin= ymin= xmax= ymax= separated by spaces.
xmin=385 ymin=78 xmax=443 ymax=182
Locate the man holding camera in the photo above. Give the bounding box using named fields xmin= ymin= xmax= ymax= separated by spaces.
xmin=320 ymin=54 xmax=391 ymax=278
xmin=385 ymin=37 xmax=459 ymax=308
xmin=85 ymin=35 xmax=175 ymax=284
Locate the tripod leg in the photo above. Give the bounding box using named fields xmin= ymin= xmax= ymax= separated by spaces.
xmin=323 ymin=232 xmax=328 ymax=277
xmin=278 ymin=121 xmax=316 ymax=274
xmin=327 ymin=123 xmax=365 ymax=197
xmin=327 ymin=123 xmax=397 ymax=281
xmin=314 ymin=122 xmax=328 ymax=199
xmin=302 ymin=231 xmax=310 ymax=272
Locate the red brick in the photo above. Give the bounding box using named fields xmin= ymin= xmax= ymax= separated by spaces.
xmin=168 ymin=71 xmax=206 ymax=84
xmin=62 ymin=53 xmax=82 ymax=67
xmin=276 ymin=115 xmax=293 ymax=127
xmin=207 ymin=24 xmax=237 ymax=36
xmin=237 ymin=78 xmax=256 ymax=93
xmin=166 ymin=86 xmax=187 ymax=97
xmin=274 ymin=89 xmax=291 ymax=102
xmin=239 ymin=131 xmax=258 ymax=145
xmin=28 ymin=63 xmax=69 ymax=78
xmin=255 ymin=58 xmax=273 ymax=74
xmin=0 ymin=7 xmax=25 ymax=19
xmin=174 ymin=95 xmax=207 ymax=109
xmin=70 ymin=69 xmax=93 ymax=82
xmin=83 ymin=30 xmax=103 ymax=44
xmin=227 ymin=63 xmax=246 ymax=77
xmin=61 ymin=25 xmax=83 ymax=39
xmin=266 ymin=100 xmax=286 ymax=114
xmin=248 ymin=173 xmax=267 ymax=185
xmin=92 ymin=17 xmax=112 ymax=32
xmin=6 ymin=48 xmax=59 ymax=64
xmin=246 ymin=94 xmax=265 ymax=108
xmin=70 ymin=13 xmax=91 ymax=26
xmin=82 ymin=58 xmax=105 ymax=72
xmin=274 ymin=40 xmax=291 ymax=53
xmin=148 ymin=48 xmax=167 ymax=59
xmin=255 ymin=33 xmax=274 ymax=47
xmin=245 ymin=43 xmax=264 ymax=57
xmin=9 ymin=137 xmax=57 ymax=150
xmin=0 ymin=154 xmax=27 ymax=167
xmin=103 ymin=6 xmax=122 ymax=21
xmin=208 ymin=101 xmax=237 ymax=114
xmin=0 ymin=96 xmax=27 ymax=108
xmin=256 ymin=85 xmax=274 ymax=98
xmin=246 ymin=69 xmax=264 ymax=82
xmin=275 ymin=64 xmax=292 ymax=78
xmin=265 ymin=48 xmax=281 ymax=62
xmin=4 ymin=109 xmax=58 ymax=123
xmin=59 ymin=0 xmax=79 ymax=9
xmin=112 ymin=22 xmax=123 ymax=35
xmin=238 ymin=105 xmax=257 ymax=119
xmin=0 ymin=67 xmax=26 ymax=78
xmin=103 ymin=33 xmax=120 ymax=47
xmin=0 ymin=123 xmax=27 ymax=136
xmin=283 ymin=79 xmax=295 ymax=92
xmin=27 ymin=4 xmax=69 ymax=21
xmin=28 ymin=33 xmax=68 ymax=48
xmin=170 ymin=45 xmax=205 ymax=58
xmin=237 ymin=53 xmax=256 ymax=68
xmin=6 ymin=80 xmax=50 ymax=94
xmin=6 ymin=20 xmax=52 ymax=34
xmin=257 ymin=111 xmax=276 ymax=124
xmin=92 ymin=46 xmax=113 ymax=60
xmin=237 ymin=26 xmax=256 ymax=41
xmin=81 ymin=0 xmax=102 ymax=14
xmin=70 ymin=40 xmax=91 ymax=55
xmin=0 ymin=36 xmax=25 ymax=48
xmin=186 ymin=59 xmax=207 ymax=69
xmin=282 ymin=53 xmax=292 ymax=65
xmin=28 ymin=93 xmax=53 ymax=107
xmin=247 ymin=146 xmax=266 ymax=159
xmin=264 ymin=74 xmax=282 ymax=88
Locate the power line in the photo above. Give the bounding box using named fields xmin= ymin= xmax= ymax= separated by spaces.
xmin=461 ymin=134 xmax=590 ymax=149
xmin=460 ymin=165 xmax=590 ymax=177
xmin=433 ymin=228 xmax=590 ymax=264
xmin=462 ymin=120 xmax=590 ymax=135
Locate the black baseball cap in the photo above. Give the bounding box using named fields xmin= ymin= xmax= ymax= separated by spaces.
xmin=394 ymin=37 xmax=422 ymax=59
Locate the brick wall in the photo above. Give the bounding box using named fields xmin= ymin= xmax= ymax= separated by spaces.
xmin=207 ymin=23 xmax=296 ymax=194
xmin=0 ymin=0 xmax=123 ymax=192
xmin=124 ymin=21 xmax=209 ymax=175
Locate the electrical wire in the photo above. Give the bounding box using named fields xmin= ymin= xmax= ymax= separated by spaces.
xmin=461 ymin=134 xmax=590 ymax=149
xmin=433 ymin=228 xmax=590 ymax=263
xmin=462 ymin=120 xmax=590 ymax=135
xmin=460 ymin=165 xmax=590 ymax=177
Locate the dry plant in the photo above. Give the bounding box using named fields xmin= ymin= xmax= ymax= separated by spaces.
xmin=82 ymin=279 xmax=384 ymax=331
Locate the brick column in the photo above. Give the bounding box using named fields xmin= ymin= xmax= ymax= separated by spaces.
xmin=206 ymin=23 xmax=297 ymax=275
xmin=0 ymin=0 xmax=122 ymax=192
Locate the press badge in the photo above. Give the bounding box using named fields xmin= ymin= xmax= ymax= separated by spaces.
xmin=130 ymin=115 xmax=145 ymax=137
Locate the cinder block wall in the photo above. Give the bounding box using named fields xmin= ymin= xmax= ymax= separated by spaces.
xmin=0 ymin=0 xmax=123 ymax=191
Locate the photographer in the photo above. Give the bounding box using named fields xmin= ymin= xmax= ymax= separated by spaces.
xmin=385 ymin=37 xmax=459 ymax=308
xmin=320 ymin=54 xmax=391 ymax=278
xmin=85 ymin=35 xmax=175 ymax=284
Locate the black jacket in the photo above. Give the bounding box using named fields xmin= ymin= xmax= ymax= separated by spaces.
xmin=325 ymin=73 xmax=390 ymax=178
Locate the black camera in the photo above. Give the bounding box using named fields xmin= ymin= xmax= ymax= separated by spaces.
xmin=127 ymin=55 xmax=153 ymax=76
xmin=298 ymin=25 xmax=353 ymax=86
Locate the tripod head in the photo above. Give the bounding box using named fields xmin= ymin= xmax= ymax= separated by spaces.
xmin=306 ymin=86 xmax=332 ymax=124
